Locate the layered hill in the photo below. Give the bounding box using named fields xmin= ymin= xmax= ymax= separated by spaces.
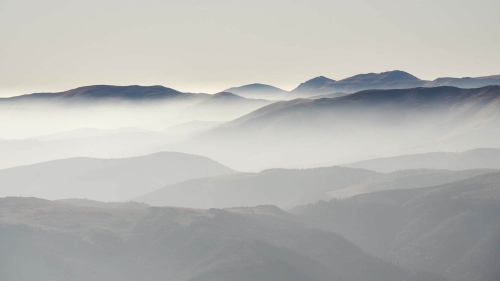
xmin=0 ymin=152 xmax=235 ymax=201
xmin=346 ymin=148 xmax=500 ymax=173
xmin=134 ymin=165 xmax=493 ymax=209
xmin=134 ymin=166 xmax=380 ymax=208
xmin=171 ymin=86 xmax=500 ymax=170
xmin=0 ymin=85 xmax=277 ymax=140
xmin=0 ymin=197 xmax=445 ymax=281
xmin=292 ymin=172 xmax=500 ymax=281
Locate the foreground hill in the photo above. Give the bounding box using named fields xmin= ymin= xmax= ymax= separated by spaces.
xmin=0 ymin=152 xmax=235 ymax=201
xmin=346 ymin=148 xmax=500 ymax=172
xmin=135 ymin=165 xmax=494 ymax=209
xmin=171 ymin=86 xmax=500 ymax=171
xmin=292 ymin=172 xmax=500 ymax=281
xmin=290 ymin=70 xmax=500 ymax=97
xmin=0 ymin=197 xmax=444 ymax=281
xmin=224 ymin=83 xmax=288 ymax=100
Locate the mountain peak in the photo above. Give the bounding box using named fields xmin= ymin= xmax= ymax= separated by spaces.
xmin=212 ymin=91 xmax=244 ymax=99
xmin=291 ymin=71 xmax=424 ymax=97
xmin=4 ymin=84 xmax=187 ymax=102
xmin=290 ymin=76 xmax=336 ymax=96
xmin=343 ymin=70 xmax=421 ymax=82
xmin=223 ymin=83 xmax=287 ymax=100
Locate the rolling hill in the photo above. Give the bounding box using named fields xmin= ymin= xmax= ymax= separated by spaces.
xmin=180 ymin=92 xmax=274 ymax=121
xmin=134 ymin=166 xmax=380 ymax=208
xmin=0 ymin=152 xmax=235 ymax=201
xmin=134 ymin=165 xmax=494 ymax=209
xmin=169 ymin=86 xmax=500 ymax=171
xmin=346 ymin=148 xmax=500 ymax=173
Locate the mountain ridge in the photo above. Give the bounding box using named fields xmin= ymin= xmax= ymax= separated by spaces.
xmin=290 ymin=70 xmax=500 ymax=97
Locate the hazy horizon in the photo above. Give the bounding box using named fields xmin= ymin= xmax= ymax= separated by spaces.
xmin=2 ymin=0 xmax=500 ymax=97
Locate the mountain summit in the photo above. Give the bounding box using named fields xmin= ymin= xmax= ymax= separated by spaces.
xmin=224 ymin=83 xmax=288 ymax=100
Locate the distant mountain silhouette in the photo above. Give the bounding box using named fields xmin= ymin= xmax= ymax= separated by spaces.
xmin=290 ymin=70 xmax=500 ymax=97
xmin=0 ymin=197 xmax=445 ymax=281
xmin=0 ymin=85 xmax=206 ymax=104
xmin=292 ymin=76 xmax=336 ymax=97
xmin=224 ymin=83 xmax=288 ymax=100
xmin=293 ymin=171 xmax=500 ymax=281
xmin=0 ymin=152 xmax=235 ymax=201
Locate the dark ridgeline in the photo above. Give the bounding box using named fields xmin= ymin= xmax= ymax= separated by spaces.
xmin=3 ymin=70 xmax=499 ymax=104
xmin=0 ymin=85 xmax=199 ymax=104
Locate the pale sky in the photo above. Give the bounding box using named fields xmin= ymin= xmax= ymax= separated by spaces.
xmin=1 ymin=0 xmax=499 ymax=97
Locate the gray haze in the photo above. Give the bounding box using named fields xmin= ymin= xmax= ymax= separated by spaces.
xmin=1 ymin=0 xmax=500 ymax=96
xmin=2 ymin=1 xmax=500 ymax=280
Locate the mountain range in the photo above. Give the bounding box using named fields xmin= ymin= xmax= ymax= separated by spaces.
xmin=289 ymin=71 xmax=500 ymax=97
xmin=3 ymin=71 xmax=500 ymax=104
xmin=170 ymin=86 xmax=500 ymax=170
xmin=0 ymin=152 xmax=235 ymax=201
xmin=0 ymin=85 xmax=202 ymax=105
xmin=134 ymin=166 xmax=494 ymax=209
